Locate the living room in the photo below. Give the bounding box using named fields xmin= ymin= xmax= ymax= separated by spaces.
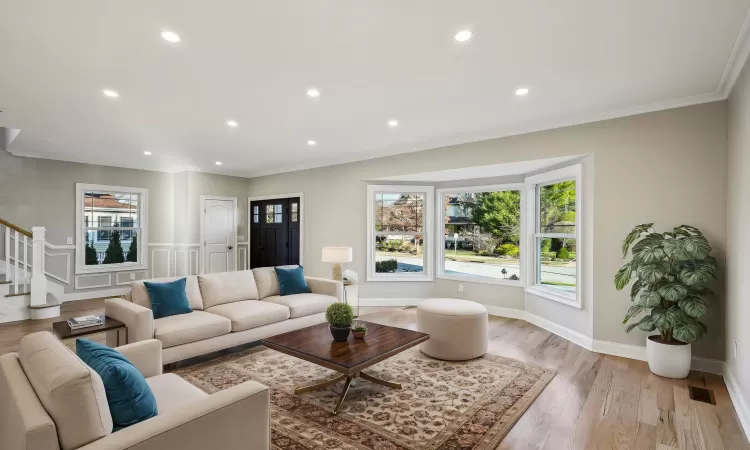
xmin=1 ymin=2 xmax=749 ymax=449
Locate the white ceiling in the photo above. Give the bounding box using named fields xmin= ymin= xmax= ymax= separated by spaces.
xmin=375 ymin=156 xmax=582 ymax=182
xmin=1 ymin=1 xmax=749 ymax=178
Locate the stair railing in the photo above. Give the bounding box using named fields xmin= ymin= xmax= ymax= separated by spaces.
xmin=0 ymin=218 xmax=47 ymax=306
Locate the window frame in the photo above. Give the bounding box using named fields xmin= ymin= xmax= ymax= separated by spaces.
xmin=366 ymin=184 xmax=434 ymax=282
xmin=75 ymin=183 xmax=149 ymax=275
xmin=435 ymin=184 xmax=525 ymax=286
xmin=524 ymin=164 xmax=582 ymax=308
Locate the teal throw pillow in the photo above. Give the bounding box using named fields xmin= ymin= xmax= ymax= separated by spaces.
xmin=143 ymin=278 xmax=192 ymax=319
xmin=275 ymin=266 xmax=311 ymax=296
xmin=76 ymin=339 xmax=158 ymax=430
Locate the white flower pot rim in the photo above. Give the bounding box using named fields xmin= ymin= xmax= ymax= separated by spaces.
xmin=647 ymin=335 xmax=689 ymax=346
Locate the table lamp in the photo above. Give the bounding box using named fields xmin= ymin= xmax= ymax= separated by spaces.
xmin=322 ymin=247 xmax=353 ymax=281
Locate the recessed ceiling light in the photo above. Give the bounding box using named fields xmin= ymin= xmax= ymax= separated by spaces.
xmin=515 ymin=87 xmax=530 ymax=96
xmin=160 ymin=31 xmax=181 ymax=43
xmin=215 ymin=161 xmax=222 ymax=166
xmin=307 ymin=88 xmax=320 ymax=98
xmin=143 ymin=151 xmax=152 ymax=156
xmin=387 ymin=120 xmax=399 ymax=127
xmin=102 ymin=89 xmax=119 ymax=98
xmin=227 ymin=120 xmax=238 ymax=128
xmin=307 ymin=140 xmax=316 ymax=146
xmin=454 ymin=30 xmax=473 ymax=42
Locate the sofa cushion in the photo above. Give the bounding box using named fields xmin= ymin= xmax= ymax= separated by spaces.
xmin=153 ymin=311 xmax=231 ymax=348
xmin=144 ymin=278 xmax=193 ymax=319
xmin=205 ymin=300 xmax=290 ymax=332
xmin=252 ymin=265 xmax=298 ymax=299
xmin=76 ymin=339 xmax=158 ymax=430
xmin=275 ymin=266 xmax=312 ymax=296
xmin=18 ymin=332 xmax=112 ymax=450
xmin=146 ymin=373 xmax=207 ymax=414
xmin=131 ymin=275 xmax=204 ymax=311
xmin=198 ymin=270 xmax=260 ymax=308
xmin=262 ymin=293 xmax=337 ymax=319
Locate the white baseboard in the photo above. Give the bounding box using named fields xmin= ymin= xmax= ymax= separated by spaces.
xmin=483 ymin=305 xmax=526 ymax=320
xmin=525 ymin=311 xmax=595 ymax=351
xmin=61 ymin=287 xmax=129 ymax=302
xmin=724 ymin=363 xmax=750 ymax=440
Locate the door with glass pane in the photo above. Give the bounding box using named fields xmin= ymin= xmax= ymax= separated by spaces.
xmin=250 ymin=197 xmax=301 ymax=268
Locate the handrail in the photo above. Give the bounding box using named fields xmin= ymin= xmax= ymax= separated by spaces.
xmin=0 ymin=218 xmax=32 ymax=237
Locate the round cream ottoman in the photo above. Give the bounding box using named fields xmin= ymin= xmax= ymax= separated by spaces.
xmin=417 ymin=298 xmax=488 ymax=361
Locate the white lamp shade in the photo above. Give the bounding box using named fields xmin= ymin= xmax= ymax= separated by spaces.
xmin=322 ymin=247 xmax=352 ymax=263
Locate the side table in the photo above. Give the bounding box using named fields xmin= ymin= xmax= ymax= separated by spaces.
xmin=52 ymin=316 xmax=128 ymax=347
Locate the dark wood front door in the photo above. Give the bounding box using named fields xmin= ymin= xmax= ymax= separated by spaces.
xmin=250 ymin=197 xmax=301 ymax=269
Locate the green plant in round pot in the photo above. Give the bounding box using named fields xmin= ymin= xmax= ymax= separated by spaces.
xmin=615 ymin=223 xmax=716 ymax=378
xmin=326 ymin=302 xmax=355 ymax=342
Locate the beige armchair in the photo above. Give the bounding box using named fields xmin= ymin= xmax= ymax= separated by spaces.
xmin=0 ymin=332 xmax=270 ymax=450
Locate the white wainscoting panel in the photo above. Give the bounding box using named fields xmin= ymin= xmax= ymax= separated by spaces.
xmin=44 ymin=251 xmax=71 ymax=285
xmin=148 ymin=244 xmax=201 ymax=278
xmin=74 ymin=273 xmax=112 ymax=290
xmin=115 ymin=271 xmax=149 ymax=286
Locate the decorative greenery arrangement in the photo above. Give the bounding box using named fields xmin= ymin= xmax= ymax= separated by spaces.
xmin=351 ymin=322 xmax=368 ymax=332
xmin=375 ymin=259 xmax=398 ymax=273
xmin=326 ymin=303 xmax=355 ymax=328
xmin=615 ymin=224 xmax=716 ymax=343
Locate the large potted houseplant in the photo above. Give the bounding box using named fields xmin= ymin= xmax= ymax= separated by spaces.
xmin=326 ymin=303 xmax=355 ymax=342
xmin=615 ymin=223 xmax=716 ymax=378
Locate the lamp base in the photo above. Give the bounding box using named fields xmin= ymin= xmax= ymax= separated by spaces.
xmin=332 ymin=263 xmax=344 ymax=281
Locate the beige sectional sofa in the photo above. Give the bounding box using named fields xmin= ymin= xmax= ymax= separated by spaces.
xmin=106 ymin=267 xmax=343 ymax=364
xmin=0 ymin=332 xmax=270 ymax=450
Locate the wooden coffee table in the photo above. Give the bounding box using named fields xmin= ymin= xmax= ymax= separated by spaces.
xmin=261 ymin=321 xmax=429 ymax=414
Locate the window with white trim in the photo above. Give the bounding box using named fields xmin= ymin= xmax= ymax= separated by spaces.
xmin=437 ymin=185 xmax=523 ymax=285
xmin=525 ymin=165 xmax=581 ymax=307
xmin=76 ymin=184 xmax=148 ymax=274
xmin=367 ymin=185 xmax=434 ymax=281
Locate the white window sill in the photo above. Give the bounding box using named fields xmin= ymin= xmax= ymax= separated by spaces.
xmin=367 ymin=274 xmax=433 ymax=282
xmin=75 ymin=262 xmax=148 ymax=275
xmin=437 ymin=274 xmax=523 ymax=287
xmin=525 ymin=285 xmax=581 ymax=308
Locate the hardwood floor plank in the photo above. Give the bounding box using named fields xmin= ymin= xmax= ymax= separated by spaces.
xmin=0 ymin=302 xmax=747 ymax=450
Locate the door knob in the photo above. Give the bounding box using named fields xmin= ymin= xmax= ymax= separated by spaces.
xmin=227 ymin=245 xmax=233 ymax=250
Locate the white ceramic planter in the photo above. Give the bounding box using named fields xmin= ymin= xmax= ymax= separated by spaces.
xmin=646 ymin=335 xmax=691 ymax=378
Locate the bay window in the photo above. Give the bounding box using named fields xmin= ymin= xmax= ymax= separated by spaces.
xmin=367 ymin=185 xmax=434 ymax=281
xmin=525 ymin=165 xmax=582 ymax=307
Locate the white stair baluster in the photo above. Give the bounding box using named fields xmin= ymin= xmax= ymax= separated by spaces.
xmin=23 ymin=235 xmax=28 ymax=291
xmin=14 ymin=230 xmax=19 ymax=290
xmin=4 ymin=227 xmax=9 ymax=282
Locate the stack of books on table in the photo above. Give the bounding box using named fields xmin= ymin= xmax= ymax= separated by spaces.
xmin=67 ymin=315 xmax=103 ymax=330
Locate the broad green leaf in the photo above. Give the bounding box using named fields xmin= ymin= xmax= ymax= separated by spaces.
xmin=678 ymin=258 xmax=717 ymax=285
xmin=673 ymin=226 xmax=691 ymax=237
xmin=672 ymin=322 xmax=703 ymax=343
xmin=662 ymin=238 xmax=687 ymax=259
xmin=680 ymin=235 xmax=711 ymax=260
xmin=657 ymin=283 xmax=688 ymax=302
xmin=675 ymin=225 xmax=703 ymax=236
xmin=637 ymin=315 xmax=656 ymax=332
xmin=632 ymin=233 xmax=666 ymax=263
xmin=678 ymin=296 xmax=708 ymax=318
xmin=638 ymin=290 xmax=662 ymax=307
xmin=630 ymin=280 xmax=643 ymax=301
xmin=622 ymin=223 xmax=654 ymax=257
xmin=623 ymin=304 xmax=644 ymax=323
xmin=625 ymin=322 xmax=640 ymax=333
xmin=637 ymin=262 xmax=670 ymax=284
xmin=614 ymin=263 xmax=632 ymax=290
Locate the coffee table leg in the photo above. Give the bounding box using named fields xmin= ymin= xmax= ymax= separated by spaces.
xmin=360 ymin=371 xmax=402 ymax=390
xmin=295 ymin=373 xmax=347 ymax=395
xmin=333 ymin=376 xmax=353 ymax=415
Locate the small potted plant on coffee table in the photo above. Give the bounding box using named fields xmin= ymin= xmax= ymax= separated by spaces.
xmin=326 ymin=303 xmax=354 ymax=342
xmin=351 ymin=322 xmax=368 ymax=339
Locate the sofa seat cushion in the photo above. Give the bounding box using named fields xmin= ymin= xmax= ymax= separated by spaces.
xmin=198 ymin=270 xmax=260 ymax=308
xmin=205 ymin=301 xmax=290 ymax=332
xmin=18 ymin=332 xmax=112 ymax=450
xmin=262 ymin=294 xmax=336 ymax=319
xmin=146 ymin=373 xmax=207 ymax=414
xmin=153 ymin=311 xmax=231 ymax=348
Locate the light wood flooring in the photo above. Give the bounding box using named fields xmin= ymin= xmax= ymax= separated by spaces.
xmin=0 ymin=301 xmax=747 ymax=449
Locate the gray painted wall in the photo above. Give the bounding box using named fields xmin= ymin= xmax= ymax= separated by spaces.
xmin=247 ymin=102 xmax=727 ymax=359
xmin=727 ymin=57 xmax=750 ymax=412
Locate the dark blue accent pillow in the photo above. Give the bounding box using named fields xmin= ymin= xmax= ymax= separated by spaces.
xmin=275 ymin=266 xmax=311 ymax=296
xmin=143 ymin=278 xmax=192 ymax=319
xmin=76 ymin=339 xmax=158 ymax=430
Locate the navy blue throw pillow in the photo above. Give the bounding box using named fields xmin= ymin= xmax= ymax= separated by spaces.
xmin=275 ymin=266 xmax=312 ymax=296
xmin=143 ymin=278 xmax=192 ymax=319
xmin=76 ymin=339 xmax=158 ymax=430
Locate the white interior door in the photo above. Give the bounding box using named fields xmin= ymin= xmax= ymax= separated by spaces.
xmin=203 ymin=198 xmax=236 ymax=273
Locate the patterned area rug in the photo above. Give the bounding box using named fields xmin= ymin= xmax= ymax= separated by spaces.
xmin=172 ymin=346 xmax=555 ymax=450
